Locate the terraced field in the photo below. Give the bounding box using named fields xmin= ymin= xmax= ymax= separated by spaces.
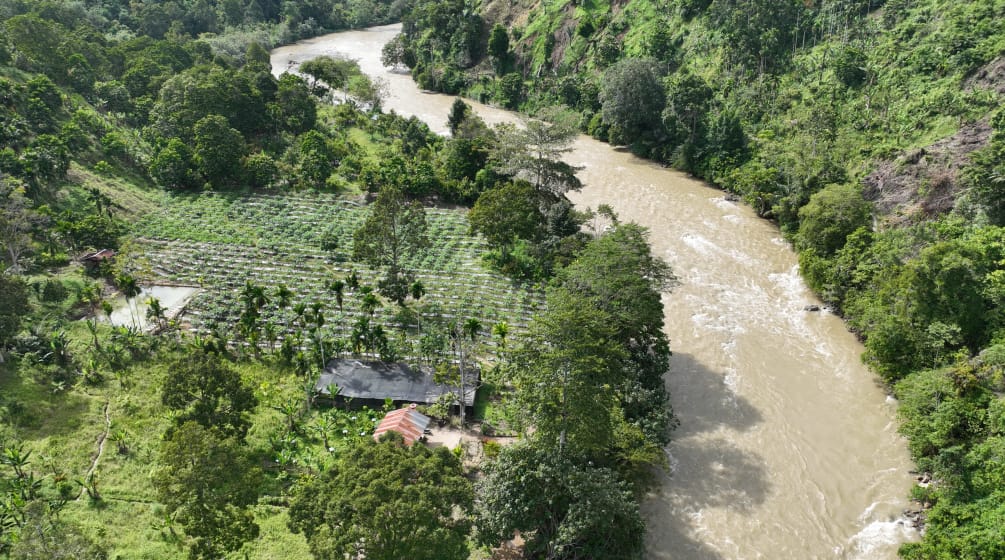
xmin=127 ymin=192 xmax=542 ymax=351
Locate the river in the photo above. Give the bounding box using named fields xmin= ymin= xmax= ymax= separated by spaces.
xmin=272 ymin=24 xmax=918 ymax=559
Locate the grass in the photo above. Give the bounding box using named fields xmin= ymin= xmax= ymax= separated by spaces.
xmin=1 ymin=351 xmax=331 ymax=560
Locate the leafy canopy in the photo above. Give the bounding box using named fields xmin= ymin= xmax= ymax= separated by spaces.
xmin=153 ymin=422 xmax=261 ymax=560
xmin=288 ymin=433 xmax=473 ymax=560
xmin=161 ymin=352 xmax=258 ymax=440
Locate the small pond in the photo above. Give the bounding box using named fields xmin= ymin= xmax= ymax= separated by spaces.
xmin=103 ymin=285 xmax=199 ymax=330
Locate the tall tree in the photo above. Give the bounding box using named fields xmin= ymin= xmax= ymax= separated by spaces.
xmin=288 ymin=433 xmax=473 ymax=560
xmin=193 ymin=114 xmax=246 ymax=187
xmin=153 ymin=422 xmax=261 ymax=560
xmin=468 ymin=180 xmax=543 ymax=249
xmin=161 ymin=353 xmax=258 ymax=440
xmin=0 ymin=179 xmax=40 ymax=273
xmin=492 ymin=108 xmax=582 ymax=197
xmin=557 ymin=223 xmax=677 ymax=447
xmin=510 ymin=286 xmax=623 ymax=455
xmin=0 ymin=275 xmax=30 ymax=363
xmin=599 ymin=58 xmax=666 ymax=146
xmin=352 ymin=186 xmax=429 ymax=304
xmin=446 ymin=98 xmax=471 ymax=136
xmin=8 ymin=501 xmax=107 ymax=560
xmin=475 ymin=442 xmax=645 ymax=560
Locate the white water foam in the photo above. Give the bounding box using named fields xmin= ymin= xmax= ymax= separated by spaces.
xmin=844 ymin=519 xmax=917 ymax=559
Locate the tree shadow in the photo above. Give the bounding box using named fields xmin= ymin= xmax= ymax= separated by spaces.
xmin=0 ymin=366 xmax=94 ymax=438
xmin=642 ymin=352 xmax=771 ymax=559
xmin=668 ymin=352 xmax=763 ymax=437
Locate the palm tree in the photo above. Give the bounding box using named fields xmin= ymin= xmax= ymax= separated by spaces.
xmin=241 ymin=281 xmax=269 ymax=312
xmin=80 ymin=283 xmax=103 ymax=352
xmin=329 ymin=279 xmax=345 ymax=313
xmin=274 ymin=284 xmax=294 ymax=332
xmin=462 ymin=318 xmax=482 ymax=342
xmin=293 ymin=302 xmax=308 ymax=331
xmin=360 ymin=290 xmax=380 ymax=318
xmin=146 ymin=297 xmax=167 ymax=332
xmin=263 ymin=321 xmax=278 ymax=352
xmin=410 ymin=280 xmax=426 ymax=336
xmin=120 ymin=276 xmax=141 ymax=329
xmin=492 ymin=321 xmax=509 ymax=350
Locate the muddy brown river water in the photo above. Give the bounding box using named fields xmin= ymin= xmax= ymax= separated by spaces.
xmin=272 ymin=24 xmax=919 ymax=559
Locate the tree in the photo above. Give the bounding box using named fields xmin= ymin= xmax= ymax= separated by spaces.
xmin=274 ymin=73 xmax=317 ymax=134
xmin=1 ymin=179 xmax=40 ymax=273
xmin=469 ymin=180 xmax=542 ymax=251
xmin=161 ymin=353 xmax=258 ymax=440
xmin=492 ymin=108 xmax=582 ymax=197
xmin=475 ymin=442 xmax=644 ymax=560
xmin=600 ymin=58 xmax=666 ymax=145
xmin=288 ymin=433 xmax=472 ymax=560
xmin=300 ymin=56 xmax=361 ymax=92
xmin=0 ymin=275 xmax=30 ymax=362
xmin=795 ymin=183 xmax=872 ymax=257
xmin=495 ymin=73 xmax=523 ymax=109
xmin=487 ymin=24 xmax=510 ymax=73
xmin=662 ymin=70 xmax=713 ymax=166
xmin=8 ymin=501 xmax=107 ymax=560
xmin=296 ymin=130 xmax=337 ymax=188
xmin=193 ymin=114 xmax=246 ymax=187
xmin=149 ymin=138 xmax=198 ymax=190
xmin=244 ymin=151 xmax=279 ymax=189
xmin=347 ymin=74 xmax=388 ymax=111
xmin=153 ymin=422 xmax=261 ymax=560
xmin=511 ymin=286 xmax=623 ymax=455
xmin=352 ymin=186 xmax=429 ymax=304
xmin=557 ymin=224 xmax=676 ymax=446
xmin=833 ymin=45 xmax=868 ymax=88
xmin=446 ymin=98 xmax=471 ymax=136
xmin=244 ymin=42 xmax=271 ymax=70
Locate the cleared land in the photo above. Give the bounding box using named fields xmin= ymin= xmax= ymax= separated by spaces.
xmin=125 ymin=192 xmax=542 ymax=350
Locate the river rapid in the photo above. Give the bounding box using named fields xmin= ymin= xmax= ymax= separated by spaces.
xmin=272 ymin=24 xmax=919 ymax=559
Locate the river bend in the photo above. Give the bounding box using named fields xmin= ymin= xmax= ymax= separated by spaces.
xmin=272 ymin=24 xmax=918 ymax=559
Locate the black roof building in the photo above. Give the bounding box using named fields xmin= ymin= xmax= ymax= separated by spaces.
xmin=314 ymin=359 xmax=477 ymax=407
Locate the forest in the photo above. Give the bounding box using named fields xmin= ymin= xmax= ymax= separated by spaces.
xmin=392 ymin=0 xmax=1005 ymax=557
xmin=0 ymin=0 xmax=672 ymax=558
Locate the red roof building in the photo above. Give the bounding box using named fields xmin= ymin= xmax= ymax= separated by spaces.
xmin=373 ymin=404 xmax=431 ymax=446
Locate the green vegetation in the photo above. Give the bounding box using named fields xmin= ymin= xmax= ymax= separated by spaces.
xmin=1 ymin=2 xmax=676 ymax=558
xmin=395 ymin=0 xmax=1005 ymax=556
xmin=288 ymin=432 xmax=473 ymax=560
xmin=126 ymin=192 xmax=543 ymax=347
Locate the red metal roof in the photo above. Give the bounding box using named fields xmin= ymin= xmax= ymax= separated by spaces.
xmin=373 ymin=405 xmax=431 ymax=446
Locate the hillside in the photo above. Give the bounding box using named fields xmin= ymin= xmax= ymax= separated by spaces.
xmin=1 ymin=2 xmax=676 ymax=558
xmin=393 ymin=0 xmax=1005 ymax=557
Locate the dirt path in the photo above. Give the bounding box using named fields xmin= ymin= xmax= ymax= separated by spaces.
xmin=79 ymin=400 xmax=111 ymax=500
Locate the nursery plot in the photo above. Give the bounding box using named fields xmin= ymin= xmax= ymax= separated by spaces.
xmin=128 ymin=192 xmax=542 ymax=349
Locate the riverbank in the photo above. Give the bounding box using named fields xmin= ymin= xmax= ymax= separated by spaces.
xmin=273 ymin=24 xmax=919 ymax=559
